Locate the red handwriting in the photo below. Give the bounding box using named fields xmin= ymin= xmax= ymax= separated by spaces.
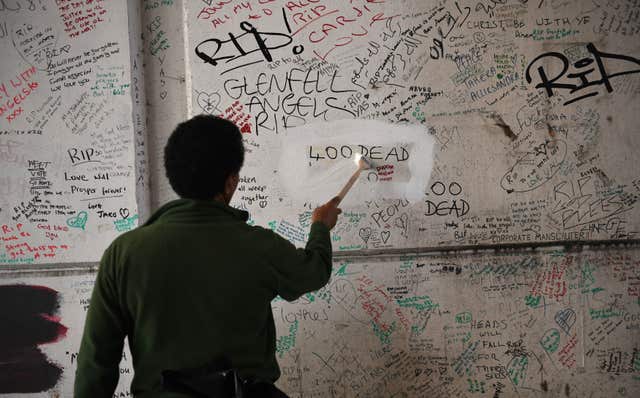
xmin=286 ymin=0 xmax=397 ymax=60
xmin=557 ymin=333 xmax=577 ymax=368
xmin=36 ymin=223 xmax=69 ymax=240
xmin=36 ymin=224 xmax=70 ymax=232
xmin=395 ymin=307 xmax=410 ymax=330
xmin=2 ymin=223 xmax=70 ymax=262
xmin=1 ymin=223 xmax=30 ymax=241
xmin=0 ymin=66 xmax=38 ymax=123
xmin=357 ymin=274 xmax=393 ymax=331
xmin=530 ymin=257 xmax=571 ymax=300
xmin=197 ymin=0 xmax=234 ymax=19
xmin=57 ymin=0 xmax=108 ymax=38
xmin=219 ymin=100 xmax=252 ymax=134
xmin=5 ymin=242 xmax=70 ymax=260
xmin=376 ymin=164 xmax=394 ymax=181
xmin=197 ymin=0 xmax=275 ymax=30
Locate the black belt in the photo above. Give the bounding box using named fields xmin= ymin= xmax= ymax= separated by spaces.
xmin=160 ymin=357 xmax=288 ymax=398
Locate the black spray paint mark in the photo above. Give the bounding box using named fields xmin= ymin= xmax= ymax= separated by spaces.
xmin=194 ymin=11 xmax=304 ymax=76
xmin=526 ymin=43 xmax=640 ymax=106
xmin=0 ymin=284 xmax=67 ymax=393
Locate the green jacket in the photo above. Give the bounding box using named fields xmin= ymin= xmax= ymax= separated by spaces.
xmin=75 ymin=199 xmax=332 ymax=397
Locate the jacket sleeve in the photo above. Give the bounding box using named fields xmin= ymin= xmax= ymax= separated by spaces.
xmin=267 ymin=221 xmax=333 ymax=301
xmin=75 ymin=243 xmax=125 ymax=398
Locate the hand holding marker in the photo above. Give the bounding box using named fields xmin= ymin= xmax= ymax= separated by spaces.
xmin=312 ymin=154 xmax=375 ymax=230
xmin=335 ymin=153 xmax=376 ymax=205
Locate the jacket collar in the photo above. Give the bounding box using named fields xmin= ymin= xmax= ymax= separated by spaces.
xmin=143 ymin=198 xmax=249 ymax=226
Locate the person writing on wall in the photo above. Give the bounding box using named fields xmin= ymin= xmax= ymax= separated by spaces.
xmin=74 ymin=115 xmax=342 ymax=397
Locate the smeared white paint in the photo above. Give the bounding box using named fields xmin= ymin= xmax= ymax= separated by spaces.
xmin=278 ymin=119 xmax=435 ymax=206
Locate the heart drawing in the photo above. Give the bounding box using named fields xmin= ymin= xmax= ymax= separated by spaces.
xmin=359 ymin=227 xmax=372 ymax=243
xmin=381 ymin=230 xmax=391 ymax=243
xmin=240 ymin=123 xmax=252 ymax=134
xmin=119 ymin=208 xmax=130 ymax=219
xmin=196 ymin=91 xmax=221 ymax=114
xmin=66 ymin=211 xmax=88 ymax=230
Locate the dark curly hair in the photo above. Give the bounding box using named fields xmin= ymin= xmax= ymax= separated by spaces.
xmin=164 ymin=115 xmax=244 ymax=199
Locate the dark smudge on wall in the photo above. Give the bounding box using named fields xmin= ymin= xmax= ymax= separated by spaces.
xmin=0 ymin=284 xmax=67 ymax=393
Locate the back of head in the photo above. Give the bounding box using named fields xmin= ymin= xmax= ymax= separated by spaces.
xmin=164 ymin=115 xmax=245 ymax=200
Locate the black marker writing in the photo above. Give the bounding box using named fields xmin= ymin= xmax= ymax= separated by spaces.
xmin=526 ymin=43 xmax=640 ymax=106
xmin=194 ymin=12 xmax=304 ymax=75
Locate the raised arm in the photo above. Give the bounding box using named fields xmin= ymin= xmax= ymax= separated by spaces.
xmin=268 ymin=198 xmax=342 ymax=301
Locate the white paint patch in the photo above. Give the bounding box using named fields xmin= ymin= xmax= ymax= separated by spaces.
xmin=278 ymin=119 xmax=435 ymax=206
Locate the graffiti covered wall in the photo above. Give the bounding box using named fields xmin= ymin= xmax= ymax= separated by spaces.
xmin=1 ymin=245 xmax=638 ymax=396
xmin=1 ymin=0 xmax=639 ymax=396
xmin=169 ymin=0 xmax=640 ymax=250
